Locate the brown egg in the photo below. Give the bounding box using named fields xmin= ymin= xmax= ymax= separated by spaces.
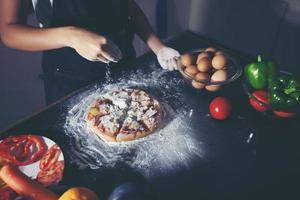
xmin=192 ymin=80 xmax=205 ymax=90
xmin=197 ymin=57 xmax=211 ymax=72
xmin=195 ymin=72 xmax=210 ymax=82
xmin=215 ymin=51 xmax=224 ymax=55
xmin=196 ymin=52 xmax=209 ymax=64
xmin=206 ymin=70 xmax=228 ymax=92
xmin=211 ymin=69 xmax=228 ymax=82
xmin=205 ymin=47 xmax=217 ymax=53
xmin=184 ymin=65 xmax=198 ymax=77
xmin=206 ymin=84 xmax=221 ymax=92
xmin=181 ymin=53 xmax=193 ymax=67
xmin=212 ymin=54 xmax=227 ymax=70
xmin=192 ymin=73 xmax=210 ymax=90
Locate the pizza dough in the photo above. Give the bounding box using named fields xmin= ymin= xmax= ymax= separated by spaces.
xmin=86 ymin=89 xmax=162 ymax=142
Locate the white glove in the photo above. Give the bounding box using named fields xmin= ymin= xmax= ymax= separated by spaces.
xmin=157 ymin=47 xmax=180 ymax=71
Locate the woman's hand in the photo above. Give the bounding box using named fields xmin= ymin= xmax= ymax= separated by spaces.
xmin=68 ymin=27 xmax=123 ymax=63
xmin=157 ymin=46 xmax=180 ymax=71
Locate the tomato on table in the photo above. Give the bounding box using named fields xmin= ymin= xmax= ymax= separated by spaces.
xmin=273 ymin=110 xmax=296 ymax=118
xmin=249 ymin=90 xmax=269 ymax=112
xmin=209 ymin=97 xmax=232 ymax=120
xmin=0 ymin=135 xmax=47 ymax=166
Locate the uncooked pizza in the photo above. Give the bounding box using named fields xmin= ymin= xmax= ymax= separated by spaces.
xmin=86 ymin=89 xmax=162 ymax=142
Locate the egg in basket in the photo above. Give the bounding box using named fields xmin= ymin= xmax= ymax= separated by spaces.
xmin=178 ymin=47 xmax=242 ymax=92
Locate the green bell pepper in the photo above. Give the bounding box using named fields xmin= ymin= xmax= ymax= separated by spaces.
xmin=291 ymin=91 xmax=300 ymax=103
xmin=270 ymin=91 xmax=287 ymax=108
xmin=278 ymin=75 xmax=290 ymax=86
xmin=286 ymin=97 xmax=297 ymax=107
xmin=268 ymin=79 xmax=283 ymax=91
xmin=270 ymin=75 xmax=300 ymax=108
xmin=284 ymin=77 xmax=300 ymax=95
xmin=245 ymin=56 xmax=279 ymax=90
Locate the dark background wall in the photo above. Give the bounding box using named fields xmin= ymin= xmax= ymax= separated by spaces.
xmin=189 ymin=0 xmax=300 ymax=73
xmin=1 ymin=0 xmax=300 ymax=130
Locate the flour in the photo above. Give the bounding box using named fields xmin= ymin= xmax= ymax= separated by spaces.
xmin=64 ymin=67 xmax=205 ymax=179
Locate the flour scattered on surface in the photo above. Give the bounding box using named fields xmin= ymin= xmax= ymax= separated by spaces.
xmin=189 ymin=109 xmax=194 ymax=118
xmin=64 ymin=67 xmax=205 ymax=179
xmin=246 ymin=133 xmax=254 ymax=144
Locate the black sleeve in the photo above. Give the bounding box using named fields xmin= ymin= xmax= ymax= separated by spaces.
xmin=18 ymin=0 xmax=35 ymax=25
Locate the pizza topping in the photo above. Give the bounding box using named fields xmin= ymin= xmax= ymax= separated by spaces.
xmin=95 ymin=98 xmax=112 ymax=106
xmin=98 ymin=103 xmax=114 ymax=114
xmin=0 ymin=135 xmax=47 ymax=166
xmin=89 ymin=107 xmax=100 ymax=116
xmin=145 ymin=106 xmax=158 ymax=118
xmin=86 ymin=89 xmax=161 ymax=141
xmin=99 ymin=115 xmax=121 ymax=135
xmin=131 ymin=90 xmax=151 ymax=102
xmin=124 ymin=117 xmax=140 ymax=130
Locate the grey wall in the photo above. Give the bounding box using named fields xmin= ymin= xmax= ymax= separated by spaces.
xmin=134 ymin=0 xmax=191 ymax=55
xmin=189 ymin=0 xmax=300 ymax=73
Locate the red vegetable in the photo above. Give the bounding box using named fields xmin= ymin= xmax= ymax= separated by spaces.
xmin=37 ymin=161 xmax=64 ymax=187
xmin=39 ymin=144 xmax=61 ymax=170
xmin=273 ymin=110 xmax=296 ymax=118
xmin=209 ymin=97 xmax=232 ymax=120
xmin=0 ymin=164 xmax=58 ymax=200
xmin=0 ymin=135 xmax=47 ymax=166
xmin=249 ymin=90 xmax=269 ymax=112
xmin=0 ymin=187 xmax=16 ymax=200
xmin=37 ymin=144 xmax=64 ymax=186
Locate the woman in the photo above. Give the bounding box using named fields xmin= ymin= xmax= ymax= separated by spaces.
xmin=0 ymin=0 xmax=180 ymax=104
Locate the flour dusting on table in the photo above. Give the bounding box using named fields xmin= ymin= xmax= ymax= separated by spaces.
xmin=64 ymin=67 xmax=205 ymax=178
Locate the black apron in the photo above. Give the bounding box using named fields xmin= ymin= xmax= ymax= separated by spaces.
xmin=36 ymin=0 xmax=135 ymax=104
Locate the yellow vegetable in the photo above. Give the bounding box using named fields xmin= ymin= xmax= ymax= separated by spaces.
xmin=59 ymin=187 xmax=99 ymax=200
xmin=89 ymin=107 xmax=100 ymax=116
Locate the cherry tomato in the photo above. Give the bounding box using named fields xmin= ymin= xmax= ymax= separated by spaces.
xmin=249 ymin=90 xmax=269 ymax=112
xmin=209 ymin=97 xmax=232 ymax=120
xmin=273 ymin=110 xmax=296 ymax=118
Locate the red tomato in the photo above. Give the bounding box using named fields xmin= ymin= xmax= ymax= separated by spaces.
xmin=273 ymin=110 xmax=296 ymax=118
xmin=209 ymin=97 xmax=232 ymax=120
xmin=252 ymin=90 xmax=269 ymax=104
xmin=249 ymin=90 xmax=269 ymax=112
xmin=0 ymin=135 xmax=47 ymax=166
xmin=39 ymin=144 xmax=61 ymax=171
xmin=37 ymin=161 xmax=64 ymax=187
xmin=38 ymin=144 xmax=64 ymax=186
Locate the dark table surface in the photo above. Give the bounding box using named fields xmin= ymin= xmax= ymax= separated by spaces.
xmin=1 ymin=31 xmax=300 ymax=200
